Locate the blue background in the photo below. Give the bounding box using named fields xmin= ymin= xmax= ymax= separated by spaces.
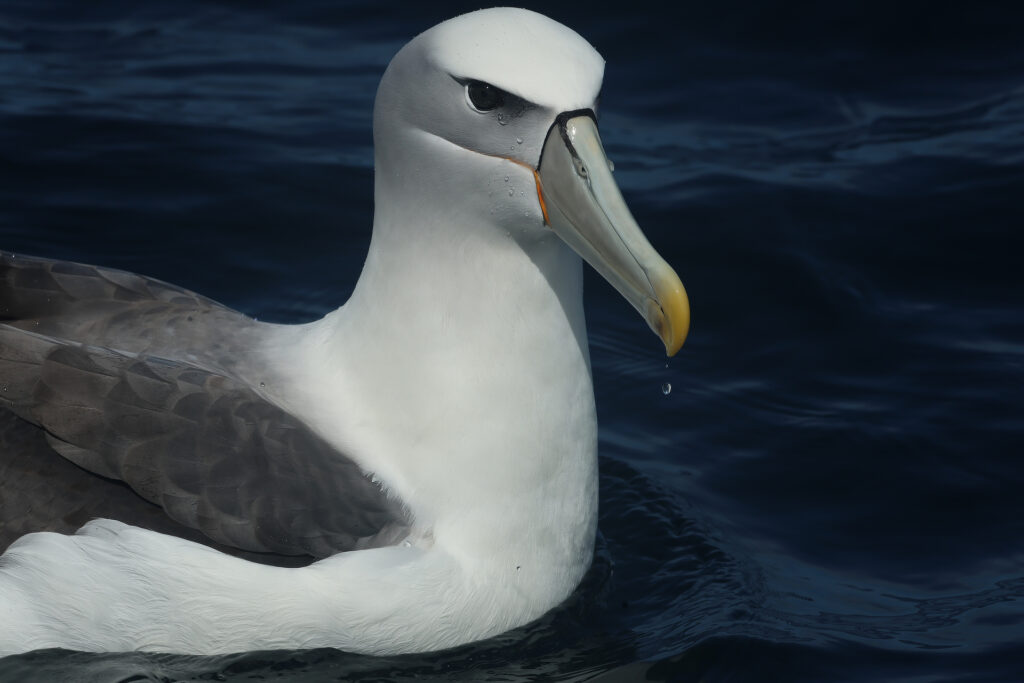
xmin=1 ymin=1 xmax=1023 ymax=680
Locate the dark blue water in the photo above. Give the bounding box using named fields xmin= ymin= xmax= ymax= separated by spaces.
xmin=2 ymin=1 xmax=1024 ymax=680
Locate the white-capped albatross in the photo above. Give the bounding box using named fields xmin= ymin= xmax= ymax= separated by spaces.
xmin=0 ymin=7 xmax=689 ymax=656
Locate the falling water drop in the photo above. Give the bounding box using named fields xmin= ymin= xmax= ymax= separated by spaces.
xmin=661 ymin=382 xmax=672 ymax=396
xmin=608 ymin=159 xmax=615 ymax=172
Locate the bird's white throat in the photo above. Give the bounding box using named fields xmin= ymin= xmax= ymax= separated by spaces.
xmin=265 ymin=192 xmax=599 ymax=579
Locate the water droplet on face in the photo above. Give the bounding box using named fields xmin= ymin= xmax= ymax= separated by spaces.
xmin=608 ymin=159 xmax=615 ymax=172
xmin=504 ymin=175 xmax=509 ymax=182
xmin=259 ymin=381 xmax=266 ymax=389
xmin=508 ymin=189 xmax=514 ymax=196
xmin=661 ymin=382 xmax=672 ymax=396
xmin=516 ymin=137 xmax=523 ymax=144
xmin=497 ymin=113 xmax=508 ymax=126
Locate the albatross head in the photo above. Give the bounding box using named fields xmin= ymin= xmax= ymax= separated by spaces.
xmin=372 ymin=7 xmax=689 ymax=355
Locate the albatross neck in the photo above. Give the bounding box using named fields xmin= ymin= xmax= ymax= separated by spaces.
xmin=279 ymin=168 xmax=598 ymax=569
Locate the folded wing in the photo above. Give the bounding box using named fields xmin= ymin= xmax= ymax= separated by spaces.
xmin=0 ymin=253 xmax=408 ymax=558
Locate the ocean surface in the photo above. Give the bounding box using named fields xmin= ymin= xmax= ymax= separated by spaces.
xmin=1 ymin=1 xmax=1023 ymax=680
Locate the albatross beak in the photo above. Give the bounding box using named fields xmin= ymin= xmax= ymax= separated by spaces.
xmin=535 ymin=113 xmax=690 ymax=356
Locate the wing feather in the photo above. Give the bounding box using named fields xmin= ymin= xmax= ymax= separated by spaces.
xmin=0 ymin=253 xmax=409 ymax=559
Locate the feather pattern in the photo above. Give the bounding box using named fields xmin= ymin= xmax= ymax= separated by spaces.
xmin=0 ymin=253 xmax=408 ymax=558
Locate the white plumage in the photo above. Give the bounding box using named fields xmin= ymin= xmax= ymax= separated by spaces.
xmin=0 ymin=7 xmax=688 ymax=656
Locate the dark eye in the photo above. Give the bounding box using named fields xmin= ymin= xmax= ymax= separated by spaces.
xmin=467 ymin=80 xmax=504 ymax=111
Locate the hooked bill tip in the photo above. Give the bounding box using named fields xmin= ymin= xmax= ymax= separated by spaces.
xmin=648 ymin=274 xmax=690 ymax=357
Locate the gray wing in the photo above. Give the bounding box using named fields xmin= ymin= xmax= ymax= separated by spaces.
xmin=0 ymin=410 xmax=308 ymax=566
xmin=0 ymin=251 xmax=256 ymax=373
xmin=0 ymin=253 xmax=409 ymax=558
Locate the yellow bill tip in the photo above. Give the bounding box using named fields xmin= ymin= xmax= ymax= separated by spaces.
xmin=647 ymin=267 xmax=690 ymax=357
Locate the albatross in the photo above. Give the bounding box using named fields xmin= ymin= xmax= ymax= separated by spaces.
xmin=0 ymin=7 xmax=689 ymax=655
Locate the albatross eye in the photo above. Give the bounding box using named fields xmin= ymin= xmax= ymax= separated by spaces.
xmin=466 ymin=80 xmax=504 ymax=112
